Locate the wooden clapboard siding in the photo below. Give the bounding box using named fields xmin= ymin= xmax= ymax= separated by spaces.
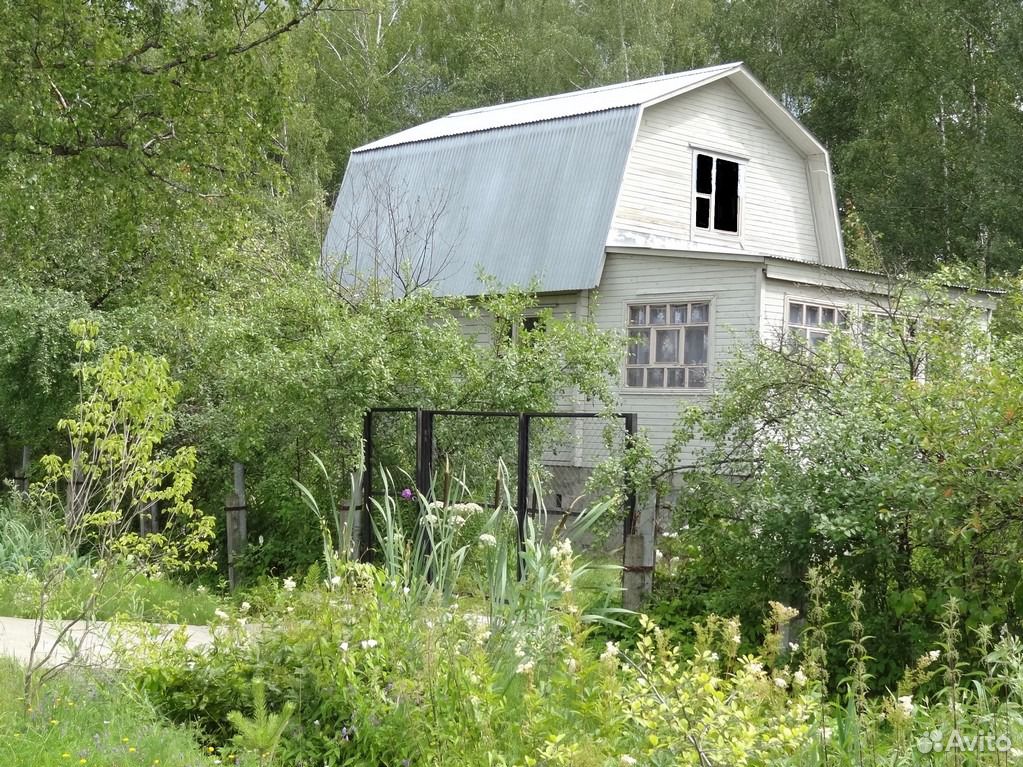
xmin=609 ymin=79 xmax=821 ymax=263
xmin=590 ymin=252 xmax=761 ymax=460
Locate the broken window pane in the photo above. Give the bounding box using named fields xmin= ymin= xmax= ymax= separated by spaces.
xmin=713 ymin=159 xmax=739 ymax=232
xmin=696 ymin=153 xmax=713 ymax=194
xmin=655 ymin=329 xmax=679 ymax=363
xmin=695 ymin=197 xmax=710 ymax=229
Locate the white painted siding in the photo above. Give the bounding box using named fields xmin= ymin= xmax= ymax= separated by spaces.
xmin=609 ymin=79 xmax=821 ymax=262
xmin=592 ymin=252 xmax=761 ymax=460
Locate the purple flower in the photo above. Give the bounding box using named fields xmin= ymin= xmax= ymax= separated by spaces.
xmin=400 ymin=488 xmax=413 ymax=500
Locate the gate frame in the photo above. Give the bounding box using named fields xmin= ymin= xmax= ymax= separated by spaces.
xmin=360 ymin=407 xmax=638 ymax=578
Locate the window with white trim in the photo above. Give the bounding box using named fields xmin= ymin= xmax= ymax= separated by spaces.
xmin=626 ymin=301 xmax=710 ymax=389
xmin=786 ymin=300 xmax=850 ymax=348
xmin=694 ymin=152 xmax=741 ymax=234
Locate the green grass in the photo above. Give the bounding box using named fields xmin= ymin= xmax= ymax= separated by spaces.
xmin=0 ymin=567 xmax=222 ymax=624
xmin=0 ymin=657 xmax=217 ymax=767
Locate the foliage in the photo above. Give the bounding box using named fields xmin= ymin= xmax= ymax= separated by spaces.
xmin=120 ymin=481 xmax=823 ymax=766
xmin=0 ymin=565 xmax=220 ymax=625
xmin=651 ymin=282 xmax=1023 ymax=687
xmin=0 ymin=657 xmax=216 ymax=767
xmin=20 ymin=324 xmax=214 ymax=695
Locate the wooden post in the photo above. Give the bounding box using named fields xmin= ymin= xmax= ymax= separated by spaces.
xmin=13 ymin=446 xmax=29 ymax=494
xmin=622 ymin=496 xmax=655 ymax=611
xmin=139 ymin=501 xmax=160 ymax=535
xmin=225 ymin=462 xmax=247 ymax=591
xmin=65 ymin=451 xmax=85 ymax=527
xmin=622 ymin=534 xmax=651 ymax=611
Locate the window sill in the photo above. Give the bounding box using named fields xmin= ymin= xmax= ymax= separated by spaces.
xmin=621 ymin=387 xmax=711 ymax=396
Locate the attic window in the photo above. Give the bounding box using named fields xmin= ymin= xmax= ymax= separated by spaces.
xmin=694 ymin=152 xmax=741 ymax=234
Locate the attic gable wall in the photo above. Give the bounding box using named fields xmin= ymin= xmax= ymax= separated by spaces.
xmin=608 ymin=79 xmax=822 ymax=263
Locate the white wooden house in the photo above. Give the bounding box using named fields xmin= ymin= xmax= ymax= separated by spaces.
xmin=323 ymin=62 xmax=996 ymax=468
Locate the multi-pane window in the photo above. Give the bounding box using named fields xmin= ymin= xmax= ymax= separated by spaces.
xmin=626 ymin=302 xmax=710 ymax=389
xmin=787 ymin=300 xmax=849 ymax=348
xmin=694 ymin=152 xmax=741 ymax=234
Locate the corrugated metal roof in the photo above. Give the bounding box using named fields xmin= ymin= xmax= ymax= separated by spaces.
xmin=323 ymin=107 xmax=640 ymax=297
xmin=356 ymin=62 xmax=740 ymax=152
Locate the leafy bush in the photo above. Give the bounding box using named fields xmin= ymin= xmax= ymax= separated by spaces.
xmin=650 ymin=285 xmax=1023 ymax=687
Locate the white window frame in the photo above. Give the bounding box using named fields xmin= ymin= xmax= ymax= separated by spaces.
xmin=691 ymin=149 xmax=746 ymax=239
xmin=784 ymin=297 xmax=850 ymax=349
xmin=624 ymin=298 xmax=713 ymax=392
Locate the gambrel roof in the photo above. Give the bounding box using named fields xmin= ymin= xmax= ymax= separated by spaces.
xmin=323 ymin=63 xmax=842 ymax=297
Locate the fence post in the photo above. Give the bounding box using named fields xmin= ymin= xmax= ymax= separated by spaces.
xmin=14 ymin=446 xmax=29 ymax=495
xmin=139 ymin=501 xmax=160 ymax=535
xmin=620 ymin=413 xmax=652 ymax=610
xmin=225 ymin=462 xmax=247 ymax=591
xmin=65 ymin=450 xmax=85 ymax=527
xmin=515 ymin=413 xmax=530 ymax=580
xmin=358 ymin=410 xmax=374 ymax=559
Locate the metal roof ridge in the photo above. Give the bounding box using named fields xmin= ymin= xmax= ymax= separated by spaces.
xmin=448 ymin=61 xmax=743 ymax=117
xmin=351 ymin=104 xmax=640 ymax=154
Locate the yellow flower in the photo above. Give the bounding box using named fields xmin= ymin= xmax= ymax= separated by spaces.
xmin=129 ymin=747 xmax=136 ymax=753
xmin=79 ymin=760 xmax=87 ymax=765
xmin=61 ymin=755 xmax=70 ymax=760
xmin=50 ymin=719 xmax=59 ymax=724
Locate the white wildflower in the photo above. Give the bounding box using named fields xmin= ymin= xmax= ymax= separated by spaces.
xmin=478 ymin=533 xmax=497 ymax=547
xmin=747 ymin=661 xmax=764 ymax=674
xmin=330 ymin=575 xmax=341 ymax=587
xmin=731 ymin=634 xmax=741 ymax=644
xmin=361 ymin=639 xmax=378 ymax=650
xmin=339 ymin=642 xmax=349 ymax=652
xmin=655 ymin=549 xmax=664 ymax=563
xmin=600 ymin=641 xmax=620 ymax=664
xmin=214 ymin=609 xmax=229 ymax=621
xmin=773 ymin=677 xmax=787 ymax=689
xmin=427 ymin=500 xmax=445 ymax=510
xmin=258 ymin=535 xmax=264 ymax=546
xmin=196 ymin=585 xmax=207 ymax=594
xmin=451 ymin=515 xmax=466 ymax=527
xmin=282 ymin=577 xmax=296 ymax=591
xmin=927 ymin=650 xmax=941 ymax=662
xmin=403 ymin=586 xmax=410 ymax=595
xmin=285 ymin=606 xmax=294 ymax=614
xmin=897 ymin=695 xmax=914 ymax=716
xmin=793 ymin=670 xmax=808 ymax=687
xmin=788 ymin=642 xmax=800 ymax=653
xmin=240 ymin=601 xmax=250 ymax=613
xmin=620 ymin=756 xmax=638 ymax=766
xmin=516 ymin=659 xmax=535 ymax=675
xmin=424 ymin=513 xmax=440 ymax=525
xmin=566 ymin=658 xmax=578 ymax=674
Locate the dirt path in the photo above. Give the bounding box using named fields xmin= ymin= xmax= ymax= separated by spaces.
xmin=0 ymin=615 xmax=214 ymax=667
